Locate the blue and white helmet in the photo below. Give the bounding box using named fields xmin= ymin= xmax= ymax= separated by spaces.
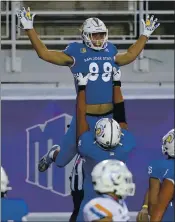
xmin=81 ymin=17 xmax=108 ymax=51
xmin=94 ymin=118 xmax=123 ymax=149
xmin=91 ymin=160 xmax=135 ymax=197
xmin=162 ymin=129 xmax=175 ymax=157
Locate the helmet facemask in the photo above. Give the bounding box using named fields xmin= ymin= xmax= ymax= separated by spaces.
xmin=92 ymin=160 xmax=136 ymax=199
xmin=82 ymin=30 xmax=108 ymax=51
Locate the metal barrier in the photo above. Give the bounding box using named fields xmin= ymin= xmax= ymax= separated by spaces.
xmin=1 ymin=0 xmax=174 ymax=73
xmin=1 ymin=0 xmax=174 ymax=44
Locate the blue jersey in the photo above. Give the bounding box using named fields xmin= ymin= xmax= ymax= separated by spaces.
xmin=77 ymin=129 xmax=135 ymax=221
xmin=148 ymin=158 xmax=174 ymax=182
xmin=1 ymin=198 xmax=28 ymax=222
xmin=148 ymin=158 xmax=174 ymax=222
xmin=163 ymin=162 xmax=174 ymax=222
xmin=63 ymin=42 xmax=120 ymax=104
xmin=78 ymin=129 xmax=135 ymax=198
xmin=163 ymin=166 xmax=174 ymax=182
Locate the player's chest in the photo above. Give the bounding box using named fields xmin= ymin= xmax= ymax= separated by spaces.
xmin=84 ymin=55 xmax=115 ymax=72
xmin=74 ymin=51 xmax=118 ymax=74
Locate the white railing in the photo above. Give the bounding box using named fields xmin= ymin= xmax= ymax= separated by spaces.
xmin=1 ymin=0 xmax=174 ymax=73
xmin=1 ymin=0 xmax=10 ymax=39
xmin=1 ymin=1 xmax=174 ymax=44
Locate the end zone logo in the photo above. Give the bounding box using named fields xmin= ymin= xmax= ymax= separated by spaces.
xmin=25 ymin=113 xmax=76 ymax=197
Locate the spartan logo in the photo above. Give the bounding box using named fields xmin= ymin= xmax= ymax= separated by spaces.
xmin=26 ymin=114 xmax=76 ymax=196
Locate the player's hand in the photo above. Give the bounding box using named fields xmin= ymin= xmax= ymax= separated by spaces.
xmin=136 ymin=208 xmax=149 ymax=222
xmin=74 ymin=72 xmax=91 ymax=86
xmin=113 ymin=67 xmax=121 ymax=82
xmin=141 ymin=15 xmax=160 ymax=38
xmin=17 ymin=7 xmax=35 ymax=30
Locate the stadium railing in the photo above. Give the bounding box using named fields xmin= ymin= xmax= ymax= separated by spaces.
xmin=1 ymin=0 xmax=174 ymax=45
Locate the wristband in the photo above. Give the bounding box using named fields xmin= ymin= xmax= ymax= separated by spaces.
xmin=78 ymin=85 xmax=86 ymax=91
xmin=142 ymin=205 xmax=148 ymax=209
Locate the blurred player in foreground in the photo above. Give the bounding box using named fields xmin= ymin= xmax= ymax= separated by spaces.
xmin=83 ymin=160 xmax=135 ymax=222
xmin=137 ymin=129 xmax=174 ymax=222
xmin=1 ymin=166 xmax=28 ymax=221
xmin=17 ymin=7 xmax=160 ymax=168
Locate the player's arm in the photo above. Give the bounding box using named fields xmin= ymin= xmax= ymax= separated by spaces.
xmin=115 ymin=15 xmax=160 ymax=66
xmin=150 ymin=178 xmax=174 ymax=222
xmin=112 ymin=68 xmax=128 ymax=130
xmin=26 ymin=29 xmax=73 ymax=66
xmin=76 ymin=73 xmax=91 ymax=141
xmin=142 ymin=190 xmax=149 ymax=206
xmin=148 ymin=165 xmax=161 ymax=216
xmin=17 ymin=7 xmax=73 ymax=66
xmin=137 ymin=190 xmax=149 ymax=222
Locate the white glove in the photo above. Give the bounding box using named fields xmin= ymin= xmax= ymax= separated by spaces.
xmin=17 ymin=7 xmax=35 ymax=30
xmin=74 ymin=73 xmax=91 ymax=86
xmin=113 ymin=67 xmax=121 ymax=82
xmin=142 ymin=15 xmax=160 ymax=38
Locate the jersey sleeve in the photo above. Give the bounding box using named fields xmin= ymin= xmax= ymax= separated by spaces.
xmin=108 ymin=42 xmax=118 ymax=55
xmin=113 ymin=45 xmax=118 ymax=55
xmin=148 ymin=160 xmax=162 ymax=180
xmin=83 ymin=202 xmax=113 ymax=221
xmin=78 ymin=131 xmax=94 ymax=156
xmin=163 ymin=169 xmax=174 ymax=184
xmin=62 ymin=42 xmax=78 ymax=66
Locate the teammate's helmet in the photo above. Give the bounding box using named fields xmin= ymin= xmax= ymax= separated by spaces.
xmin=162 ymin=129 xmax=175 ymax=157
xmin=91 ymin=160 xmax=135 ymax=197
xmin=1 ymin=166 xmax=12 ymax=197
xmin=94 ymin=118 xmax=122 ymax=149
xmin=81 ymin=17 xmax=108 ymax=51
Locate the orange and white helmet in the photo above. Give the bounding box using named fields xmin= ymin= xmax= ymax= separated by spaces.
xmin=91 ymin=160 xmax=135 ymax=197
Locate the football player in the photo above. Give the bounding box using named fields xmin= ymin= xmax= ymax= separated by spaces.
xmin=137 ymin=129 xmax=174 ymax=222
xmin=150 ymin=165 xmax=174 ymax=222
xmin=37 ymin=67 xmax=136 ymax=221
xmin=74 ymin=69 xmax=136 ymax=221
xmin=1 ymin=166 xmax=28 ymax=221
xmin=83 ymin=160 xmax=135 ymax=222
xmin=17 ymin=8 xmax=160 ymax=168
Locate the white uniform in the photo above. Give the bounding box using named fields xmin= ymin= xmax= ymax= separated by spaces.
xmin=83 ymin=196 xmax=130 ymax=222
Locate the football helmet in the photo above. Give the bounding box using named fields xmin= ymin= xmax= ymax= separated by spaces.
xmin=91 ymin=160 xmax=135 ymax=197
xmin=81 ymin=17 xmax=108 ymax=51
xmin=95 ymin=118 xmax=123 ymax=149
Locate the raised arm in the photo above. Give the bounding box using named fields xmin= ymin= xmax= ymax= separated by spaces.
xmin=17 ymin=7 xmax=73 ymax=66
xmin=115 ymin=15 xmax=160 ymax=66
xmin=75 ymin=73 xmax=91 ymax=142
xmin=112 ymin=68 xmax=128 ymax=130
